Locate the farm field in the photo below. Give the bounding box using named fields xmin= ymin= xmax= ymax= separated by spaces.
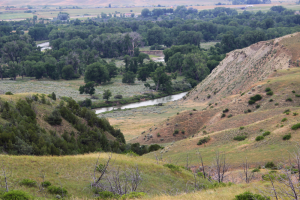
xmin=1 ymin=1 xmax=299 ymax=20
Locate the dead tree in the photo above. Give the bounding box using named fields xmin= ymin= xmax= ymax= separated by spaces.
xmin=92 ymin=154 xmax=142 ymax=195
xmin=242 ymin=157 xmax=254 ymax=183
xmin=197 ymin=150 xmax=206 ymax=179
xmin=212 ymin=150 xmax=229 ymax=183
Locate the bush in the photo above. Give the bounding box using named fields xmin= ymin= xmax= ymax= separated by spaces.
xmin=47 ymin=186 xmax=68 ymax=196
xmin=291 ymin=123 xmax=300 ymax=130
xmin=19 ymin=179 xmax=37 ymax=187
xmin=252 ymin=168 xmax=260 ymax=172
xmin=223 ymin=108 xmax=229 ymax=113
xmin=262 ymin=131 xmax=271 ymax=137
xmin=283 ymin=109 xmax=290 ymax=114
xmin=193 ymin=108 xmax=197 ymax=111
xmin=221 ymin=113 xmax=226 ymax=118
xmin=292 ymin=90 xmax=296 ymax=93
xmin=248 ymin=100 xmax=256 ymax=105
xmin=283 ymin=133 xmax=291 ymax=140
xmin=5 ymin=91 xmax=13 ymax=95
xmin=114 ymin=95 xmax=123 ymax=99
xmin=281 ymin=118 xmax=287 ymax=122
xmin=3 ymin=190 xmax=31 ymax=200
xmin=256 ymin=105 xmax=260 ymax=109
xmin=240 ymin=126 xmax=245 ymax=130
xmin=255 ymin=136 xmax=264 ymax=141
xmin=149 ymin=144 xmax=162 ymax=152
xmin=121 ymin=192 xmax=146 ymax=199
xmin=286 ymin=98 xmax=293 ymax=102
xmin=234 ymin=191 xmax=270 ymax=200
xmin=173 ymin=129 xmax=179 ymax=135
xmin=265 ymin=162 xmax=275 ymax=168
xmin=181 ymin=130 xmax=185 ymax=134
xmin=98 ymin=191 xmax=119 ymax=199
xmin=293 ymin=112 xmax=298 ymax=116
xmin=163 ymin=164 xmax=181 ymax=172
xmin=265 ymin=88 xmax=271 ymax=92
xmin=45 ymin=109 xmax=62 ymax=125
xmin=157 ymin=133 xmax=160 ymax=137
xmin=296 ymin=94 xmax=300 ymax=97
xmin=269 ymin=99 xmax=273 ymax=102
xmin=233 ymin=135 xmax=247 ymax=141
xmin=42 ymin=181 xmax=51 ymax=188
xmin=266 ymin=91 xmax=273 ymax=96
xmin=250 ymin=94 xmax=262 ymax=101
xmin=197 ymin=136 xmax=210 ymax=145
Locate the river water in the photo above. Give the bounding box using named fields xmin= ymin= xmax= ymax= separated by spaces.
xmin=95 ymin=92 xmax=188 ymax=114
xmin=37 ymin=42 xmax=52 ymax=51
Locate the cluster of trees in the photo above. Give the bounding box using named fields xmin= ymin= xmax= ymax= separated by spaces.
xmin=0 ymin=95 xmax=162 ymax=156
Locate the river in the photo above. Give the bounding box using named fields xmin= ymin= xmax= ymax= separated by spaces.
xmin=95 ymin=92 xmax=188 ymax=114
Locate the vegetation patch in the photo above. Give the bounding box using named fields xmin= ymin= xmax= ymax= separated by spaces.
xmin=197 ymin=136 xmax=210 ymax=145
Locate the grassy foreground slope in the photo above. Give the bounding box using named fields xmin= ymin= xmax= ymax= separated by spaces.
xmin=0 ymin=153 xmax=199 ymax=199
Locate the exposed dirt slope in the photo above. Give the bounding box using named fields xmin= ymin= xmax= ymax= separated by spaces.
xmin=131 ymin=33 xmax=300 ymax=145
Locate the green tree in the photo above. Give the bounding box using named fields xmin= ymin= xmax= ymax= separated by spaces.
xmin=151 ymin=67 xmax=172 ymax=93
xmin=147 ymin=27 xmax=164 ymax=46
xmin=79 ymin=81 xmax=95 ymax=95
xmin=183 ymin=53 xmax=210 ymax=82
xmin=7 ymin=61 xmax=21 ymax=80
xmin=141 ymin=8 xmax=150 ymax=17
xmin=166 ymin=52 xmax=184 ymax=74
xmin=33 ymin=61 xmax=46 ymax=80
xmin=122 ymin=71 xmax=136 ymax=84
xmin=62 ymin=65 xmax=74 ymax=80
xmin=84 ymin=62 xmax=110 ymax=84
xmin=137 ymin=66 xmax=150 ymax=81
xmin=103 ymin=89 xmax=112 ymax=101
xmin=106 ymin=62 xmax=118 ymax=78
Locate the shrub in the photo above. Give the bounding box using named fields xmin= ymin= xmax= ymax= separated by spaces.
xmin=45 ymin=109 xmax=62 ymax=125
xmin=248 ymin=100 xmax=255 ymax=105
xmin=256 ymin=105 xmax=260 ymax=109
xmin=233 ymin=135 xmax=247 ymax=141
xmin=19 ymin=179 xmax=37 ymax=187
xmin=275 ymin=103 xmax=279 ymax=106
xmin=197 ymin=136 xmax=210 ymax=145
xmin=252 ymin=168 xmax=260 ymax=173
xmin=42 ymin=181 xmax=51 ymax=188
xmin=269 ymin=99 xmax=273 ymax=102
xmin=266 ymin=91 xmax=273 ymax=96
xmin=286 ymin=98 xmax=293 ymax=102
xmin=121 ymin=192 xmax=146 ymax=200
xmin=157 ymin=133 xmax=160 ymax=137
xmin=47 ymin=186 xmax=68 ymax=196
xmin=3 ymin=190 xmax=31 ymax=200
xmin=228 ymin=114 xmax=233 ymax=118
xmin=193 ymin=108 xmax=197 ymax=111
xmin=114 ymin=95 xmax=123 ymax=99
xmin=248 ymin=109 xmax=251 ymax=113
xmin=221 ymin=113 xmax=226 ymax=118
xmin=98 ymin=191 xmax=119 ymax=199
xmin=281 ymin=118 xmax=287 ymax=122
xmin=283 ymin=133 xmax=291 ymax=140
xmin=149 ymin=144 xmax=162 ymax=152
xmin=296 ymin=94 xmax=300 ymax=97
xmin=293 ymin=112 xmax=298 ymax=116
xmin=291 ymin=123 xmax=300 ymax=130
xmin=250 ymin=94 xmax=262 ymax=101
xmin=283 ymin=109 xmax=290 ymax=114
xmin=292 ymin=90 xmax=296 ymax=93
xmin=240 ymin=126 xmax=245 ymax=130
xmin=262 ymin=131 xmax=271 ymax=137
xmin=173 ymin=129 xmax=179 ymax=135
xmin=265 ymin=162 xmax=275 ymax=169
xmin=234 ymin=191 xmax=270 ymax=200
xmin=223 ymin=108 xmax=229 ymax=113
xmin=255 ymin=136 xmax=264 ymax=141
xmin=163 ymin=164 xmax=181 ymax=172
xmin=5 ymin=91 xmax=13 ymax=95
xmin=181 ymin=130 xmax=185 ymax=134
xmin=265 ymin=87 xmax=271 ymax=92
xmin=189 ymin=112 xmax=193 ymax=115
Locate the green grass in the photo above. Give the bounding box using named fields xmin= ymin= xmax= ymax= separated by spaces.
xmin=0 ymin=153 xmax=198 ymax=199
xmin=0 ymin=13 xmax=33 ymax=20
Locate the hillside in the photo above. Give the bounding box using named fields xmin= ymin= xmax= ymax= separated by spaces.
xmin=128 ymin=33 xmax=300 ymax=167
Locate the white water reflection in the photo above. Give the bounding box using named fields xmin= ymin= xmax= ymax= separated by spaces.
xmin=95 ymin=92 xmax=188 ymax=114
xmin=37 ymin=42 xmax=52 ymax=51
